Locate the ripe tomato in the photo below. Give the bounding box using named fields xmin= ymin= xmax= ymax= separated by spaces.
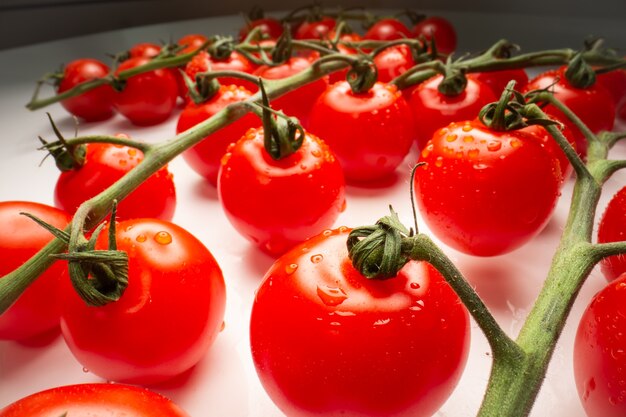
xmin=176 ymin=84 xmax=261 ymax=186
xmin=114 ymin=56 xmax=179 ymax=126
xmin=184 ymin=50 xmax=258 ymax=95
xmin=129 ymin=42 xmax=162 ymax=59
xmin=254 ymin=56 xmax=328 ymax=128
xmin=54 ymin=140 xmax=176 ymax=221
xmin=0 ymin=201 xmax=71 ymax=341
xmin=409 ymin=74 xmax=497 ymax=150
xmin=364 ymin=18 xmax=413 ymax=41
xmin=239 ymin=17 xmax=284 ymax=41
xmin=598 ymin=186 xmax=626 ymax=281
xmin=0 ymin=383 xmax=190 ymax=417
xmin=414 ymin=119 xmax=561 ymax=256
xmin=521 ymin=123 xmax=577 ymax=184
xmin=57 ymin=58 xmax=116 ymax=122
xmin=413 ymin=16 xmax=457 ymax=55
xmin=250 ymin=228 xmax=470 ymax=416
xmin=471 ymin=68 xmax=529 ymax=96
xmin=218 ymin=127 xmax=345 ymax=256
xmin=177 ymin=33 xmax=208 ymax=54
xmin=373 ymin=44 xmax=416 ymax=83
xmin=294 ymin=17 xmax=336 ymax=40
xmin=574 ymin=273 xmax=626 ymax=417
xmin=60 ymin=218 xmax=226 ymax=384
xmin=597 ymin=68 xmax=626 ymax=119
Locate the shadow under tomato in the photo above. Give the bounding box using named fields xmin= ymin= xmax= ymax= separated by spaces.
xmin=14 ymin=327 xmax=62 ymax=348
xmin=346 ymin=171 xmax=400 ymax=192
xmin=191 ymin=176 xmax=218 ymax=201
xmin=240 ymin=244 xmax=276 ymax=283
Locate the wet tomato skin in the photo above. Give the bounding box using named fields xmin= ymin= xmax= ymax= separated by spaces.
xmin=598 ymin=186 xmax=626 ymax=281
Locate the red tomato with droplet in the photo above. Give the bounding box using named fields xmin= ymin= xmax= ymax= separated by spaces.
xmin=250 ymin=227 xmax=470 ymax=416
xmin=176 ymin=85 xmax=261 ymax=186
xmin=471 ymin=69 xmax=529 ymax=96
xmin=57 ymin=58 xmax=116 ymax=122
xmin=413 ymin=16 xmax=457 ymax=55
xmin=294 ymin=17 xmax=336 ymax=40
xmin=239 ymin=17 xmax=284 ymax=41
xmin=409 ymin=74 xmax=497 ymax=150
xmin=373 ymin=44 xmax=416 ymax=83
xmin=364 ymin=18 xmax=413 ymax=41
xmin=60 ymin=218 xmax=226 ymax=384
xmin=574 ymin=273 xmax=626 ymax=417
xmin=0 ymin=201 xmax=71 ymax=341
xmin=0 ymin=383 xmax=190 ymax=417
xmin=184 ymin=50 xmax=258 ymax=95
xmin=598 ymin=186 xmax=626 ymax=281
xmin=414 ymin=119 xmax=561 ymax=256
xmin=308 ymin=81 xmax=415 ymax=183
xmin=218 ymin=127 xmax=345 ymax=256
xmin=54 ymin=140 xmax=176 ymax=221
xmin=521 ymin=123 xmax=577 ymax=184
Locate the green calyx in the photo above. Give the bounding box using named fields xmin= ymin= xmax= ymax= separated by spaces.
xmin=209 ymin=36 xmax=236 ymax=61
xmin=38 ymin=113 xmax=86 ymax=171
xmin=564 ymin=52 xmax=596 ymax=88
xmin=347 ymin=57 xmax=378 ymax=93
xmin=272 ymin=28 xmax=294 ymax=65
xmin=437 ymin=59 xmax=467 ymax=96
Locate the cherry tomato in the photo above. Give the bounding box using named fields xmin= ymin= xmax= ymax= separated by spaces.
xmin=598 ymin=186 xmax=626 ymax=281
xmin=129 ymin=42 xmax=161 ymax=59
xmin=327 ymin=32 xmax=362 ymax=84
xmin=364 ymin=18 xmax=413 ymax=41
xmin=294 ymin=17 xmax=336 ymax=39
xmin=413 ymin=16 xmax=457 ymax=55
xmin=54 ymin=140 xmax=176 ymax=221
xmin=470 ymin=69 xmax=529 ymax=96
xmin=254 ymin=57 xmax=328 ymax=128
xmin=239 ymin=17 xmax=284 ymax=41
xmin=250 ymin=227 xmax=470 ymax=416
xmin=521 ymin=122 xmax=577 ymax=184
xmin=308 ymin=81 xmax=415 ymax=183
xmin=0 ymin=383 xmax=190 ymax=417
xmin=414 ymin=119 xmax=561 ymax=256
xmin=597 ymin=68 xmax=626 ymax=118
xmin=0 ymin=201 xmax=71 ymax=341
xmin=574 ymin=273 xmax=626 ymax=417
xmin=57 ymin=58 xmax=116 ymax=122
xmin=409 ymin=74 xmax=497 ymax=150
xmin=114 ymin=56 xmax=179 ymax=126
xmin=218 ymin=127 xmax=345 ymax=256
xmin=177 ymin=33 xmax=208 ymax=54
xmin=373 ymin=44 xmax=416 ymax=83
xmin=60 ymin=218 xmax=226 ymax=384
xmin=176 ymin=84 xmax=261 ymax=186
xmin=184 ymin=50 xmax=258 ymax=95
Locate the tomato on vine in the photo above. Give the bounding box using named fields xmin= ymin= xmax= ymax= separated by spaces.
xmin=598 ymin=186 xmax=626 ymax=281
xmin=471 ymin=68 xmax=529 ymax=97
xmin=239 ymin=17 xmax=284 ymax=41
xmin=373 ymin=44 xmax=416 ymax=83
xmin=128 ymin=42 xmax=162 ymax=59
xmin=177 ymin=33 xmax=208 ymax=54
xmin=250 ymin=227 xmax=470 ymax=416
xmin=294 ymin=16 xmax=336 ymax=40
xmin=364 ymin=18 xmax=413 ymax=41
xmin=412 ymin=16 xmax=457 ymax=55
xmin=184 ymin=50 xmax=258 ymax=96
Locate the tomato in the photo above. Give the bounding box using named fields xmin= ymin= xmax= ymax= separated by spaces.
xmin=129 ymin=42 xmax=162 ymax=59
xmin=294 ymin=17 xmax=336 ymax=39
xmin=574 ymin=273 xmax=626 ymax=417
xmin=177 ymin=33 xmax=208 ymax=54
xmin=254 ymin=56 xmax=328 ymax=128
xmin=57 ymin=58 xmax=116 ymax=122
xmin=239 ymin=17 xmax=284 ymax=41
xmin=54 ymin=139 xmax=176 ymax=221
xmin=598 ymin=186 xmax=626 ymax=281
xmin=308 ymin=81 xmax=415 ymax=183
xmin=364 ymin=18 xmax=413 ymax=41
xmin=412 ymin=16 xmax=457 ymax=55
xmin=373 ymin=44 xmax=416 ymax=83
xmin=471 ymin=69 xmax=529 ymax=96
xmin=218 ymin=127 xmax=345 ymax=256
xmin=60 ymin=218 xmax=226 ymax=384
xmin=0 ymin=383 xmax=190 ymax=417
xmin=521 ymin=123 xmax=577 ymax=184
xmin=176 ymin=84 xmax=261 ymax=186
xmin=524 ymin=67 xmax=616 ymax=156
xmin=326 ymin=32 xmax=362 ymax=84
xmin=184 ymin=50 xmax=258 ymax=95
xmin=250 ymin=228 xmax=470 ymax=416
xmin=0 ymin=202 xmax=71 ymax=341
xmin=409 ymin=74 xmax=497 ymax=150
xmin=414 ymin=119 xmax=561 ymax=256
xmin=597 ymin=68 xmax=626 ymax=118
xmin=114 ymin=56 xmax=179 ymax=126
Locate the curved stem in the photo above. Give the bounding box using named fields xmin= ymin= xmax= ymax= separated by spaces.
xmin=41 ymin=134 xmax=154 ymax=153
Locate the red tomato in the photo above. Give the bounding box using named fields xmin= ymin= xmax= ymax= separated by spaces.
xmin=414 ymin=119 xmax=562 ymax=256
xmin=218 ymin=127 xmax=345 ymax=256
xmin=521 ymin=123 xmax=577 ymax=184
xmin=114 ymin=56 xmax=179 ymax=126
xmin=294 ymin=17 xmax=336 ymax=40
xmin=57 ymin=58 xmax=116 ymax=122
xmin=60 ymin=218 xmax=226 ymax=384
xmin=176 ymin=85 xmax=261 ymax=185
xmin=177 ymin=33 xmax=208 ymax=54
xmin=254 ymin=57 xmax=328 ymax=128
xmin=184 ymin=50 xmax=258 ymax=95
xmin=0 ymin=383 xmax=190 ymax=417
xmin=129 ymin=42 xmax=161 ymax=59
xmin=239 ymin=17 xmax=284 ymax=41
xmin=250 ymin=228 xmax=470 ymax=416
xmin=54 ymin=140 xmax=176 ymax=221
xmin=308 ymin=81 xmax=415 ymax=183
xmin=373 ymin=44 xmax=416 ymax=83
xmin=0 ymin=202 xmax=71 ymax=341
xmin=470 ymin=69 xmax=529 ymax=96
xmin=597 ymin=68 xmax=626 ymax=118
xmin=574 ymin=273 xmax=626 ymax=417
xmin=364 ymin=18 xmax=413 ymax=41
xmin=413 ymin=16 xmax=457 ymax=55
xmin=409 ymin=74 xmax=497 ymax=150
xmin=598 ymin=186 xmax=626 ymax=281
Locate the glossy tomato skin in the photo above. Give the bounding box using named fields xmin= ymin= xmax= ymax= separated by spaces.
xmin=413 ymin=16 xmax=457 ymax=55
xmin=57 ymin=58 xmax=116 ymax=122
xmin=0 ymin=383 xmax=190 ymax=417
xmin=250 ymin=228 xmax=470 ymax=417
xmin=373 ymin=44 xmax=416 ymax=83
xmin=470 ymin=69 xmax=529 ymax=97
xmin=129 ymin=42 xmax=161 ymax=58
xmin=218 ymin=127 xmax=345 ymax=256
xmin=0 ymin=202 xmax=71 ymax=341
xmin=239 ymin=17 xmax=284 ymax=41
xmin=294 ymin=17 xmax=336 ymax=39
xmin=521 ymin=123 xmax=577 ymax=184
xmin=574 ymin=273 xmax=626 ymax=417
xmin=598 ymin=186 xmax=626 ymax=281
xmin=176 ymin=85 xmax=260 ymax=185
xmin=409 ymin=74 xmax=497 ymax=150
xmin=184 ymin=50 xmax=258 ymax=96
xmin=414 ymin=120 xmax=561 ymax=256
xmin=114 ymin=57 xmax=179 ymax=125
xmin=54 ymin=140 xmax=176 ymax=221
xmin=597 ymin=68 xmax=626 ymax=118
xmin=308 ymin=81 xmax=415 ymax=183
xmin=364 ymin=18 xmax=413 ymax=41
xmin=177 ymin=33 xmax=208 ymax=54
xmin=60 ymin=218 xmax=226 ymax=385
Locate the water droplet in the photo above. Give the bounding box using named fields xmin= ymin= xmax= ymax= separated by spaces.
xmin=474 ymin=163 xmax=489 ymax=170
xmin=246 ymin=130 xmax=257 ymax=140
xmin=316 ymin=285 xmax=348 ymax=306
xmin=220 ymin=321 xmax=226 ymax=332
xmin=119 ymin=159 xmax=127 ymax=166
xmin=82 ymin=367 xmax=90 ymax=373
xmin=136 ymin=234 xmax=147 ymax=243
xmin=221 ymin=152 xmax=232 ymax=166
xmin=468 ymin=149 xmax=480 ymax=158
xmin=329 ymin=321 xmax=341 ymax=326
xmin=127 ymin=148 xmax=138 ymax=157
xmin=617 ymin=282 xmax=626 ymax=291
xmin=226 ymin=142 xmax=236 ymax=152
xmin=510 ymin=138 xmax=522 ymax=148
xmin=311 ymin=149 xmax=322 ymax=158
xmin=445 ymin=134 xmax=458 ymax=142
xmin=462 ymin=124 xmax=473 ymax=132
xmin=338 ymin=226 xmax=349 ymax=233
xmin=410 ymin=282 xmax=420 ymax=289
xmin=373 ymin=318 xmax=391 ymax=326
xmin=434 ymin=156 xmax=444 ymax=168
xmin=300 ymin=163 xmax=307 ymax=170
xmin=322 ymin=230 xmax=333 ymax=236
xmin=154 ymin=231 xmax=172 ymax=245
xmin=409 ymin=300 xmax=425 ymax=311
xmin=311 ymin=254 xmax=324 ymax=263
xmin=125 ymin=225 xmax=134 ymax=232
xmin=285 ymin=263 xmax=298 ymax=275
xmin=612 ymin=348 xmax=625 ymax=360
xmin=463 ymin=135 xmax=475 ymax=143
xmin=487 ymin=141 xmax=502 ymax=152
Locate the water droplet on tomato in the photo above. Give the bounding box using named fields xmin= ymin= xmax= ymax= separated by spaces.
xmin=316 ymin=285 xmax=348 ymax=306
xmin=119 ymin=159 xmax=127 ymax=166
xmin=329 ymin=321 xmax=341 ymax=326
xmin=487 ymin=141 xmax=502 ymax=152
xmin=462 ymin=124 xmax=473 ymax=132
xmin=434 ymin=156 xmax=444 ymax=167
xmin=285 ymin=263 xmax=298 ymax=275
xmin=311 ymin=254 xmax=324 ymax=263
xmin=220 ymin=321 xmax=226 ymax=332
xmin=463 ymin=135 xmax=475 ymax=143
xmin=617 ymin=282 xmax=626 ymax=291
xmin=338 ymin=226 xmax=348 ymax=233
xmin=322 ymin=229 xmax=333 ymax=236
xmin=410 ymin=282 xmax=420 ymax=289
xmin=127 ymin=148 xmax=138 ymax=157
xmin=221 ymin=152 xmax=232 ymax=166
xmin=410 ymin=300 xmax=425 ymax=311
xmin=510 ymin=138 xmax=522 ymax=148
xmin=300 ymin=163 xmax=307 ymax=170
xmin=446 ymin=134 xmax=458 ymax=142
xmin=468 ymin=149 xmax=480 ymax=158
xmin=136 ymin=234 xmax=147 ymax=243
xmin=311 ymin=149 xmax=322 ymax=158
xmin=82 ymin=367 xmax=90 ymax=373
xmin=154 ymin=231 xmax=172 ymax=245
xmin=226 ymin=142 xmax=236 ymax=152
xmin=125 ymin=225 xmax=133 ymax=231
xmin=612 ymin=348 xmax=626 ymax=359
xmin=373 ymin=318 xmax=391 ymax=326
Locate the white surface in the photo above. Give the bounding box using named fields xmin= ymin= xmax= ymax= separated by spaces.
xmin=0 ymin=12 xmax=624 ymax=417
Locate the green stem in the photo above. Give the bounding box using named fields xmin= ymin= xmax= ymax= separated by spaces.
xmin=41 ymin=134 xmax=154 ymax=153
xmin=539 ymin=92 xmax=598 ymax=150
